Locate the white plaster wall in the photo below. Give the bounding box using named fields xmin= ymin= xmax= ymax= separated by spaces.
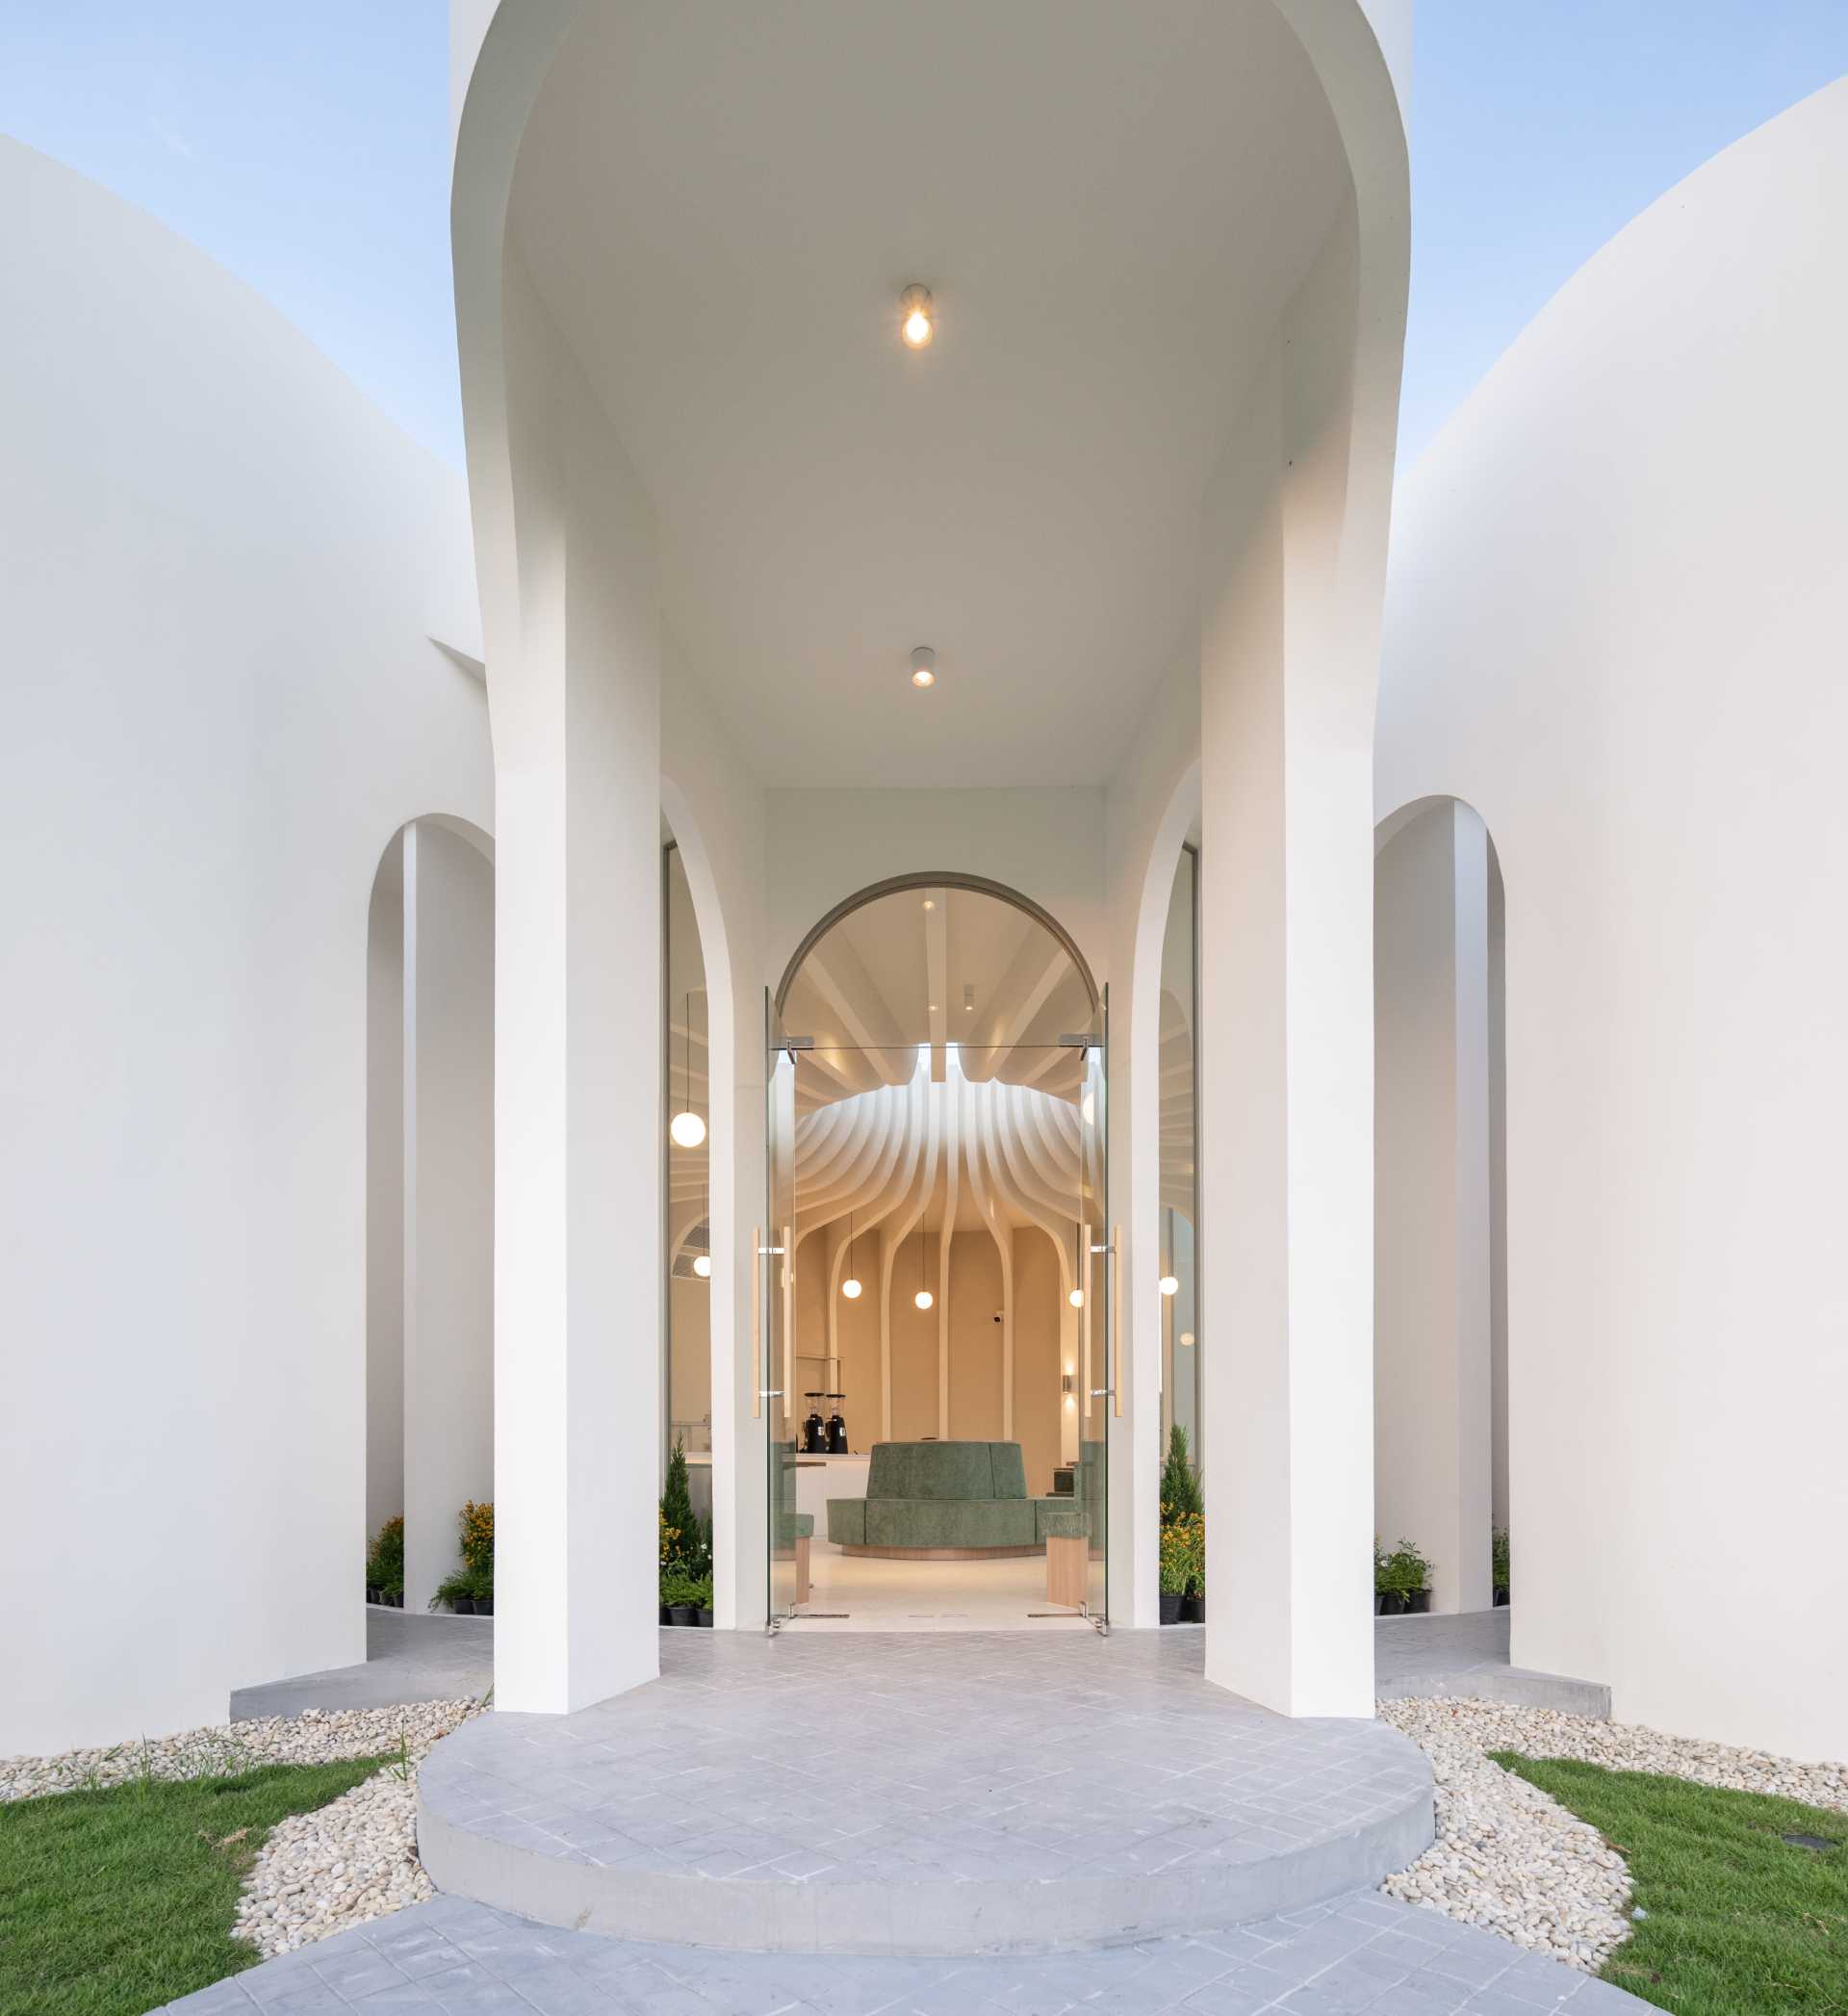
xmin=1373 ymin=800 xmax=1491 ymax=1615
xmin=402 ymin=822 xmax=496 ymax=1611
xmin=0 ymin=142 xmax=492 ymax=1754
xmin=1376 ymin=78 xmax=1848 ymax=1759
xmin=367 ymin=837 xmax=407 ymax=1539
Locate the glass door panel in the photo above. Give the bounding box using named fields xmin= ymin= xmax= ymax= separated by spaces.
xmin=764 ymin=1017 xmax=1110 ymax=1625
xmin=765 ymin=1005 xmax=799 ymax=1623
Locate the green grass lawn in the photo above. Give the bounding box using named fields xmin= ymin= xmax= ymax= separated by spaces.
xmin=1494 ymin=1753 xmax=1848 ymax=2015
xmin=0 ymin=1757 xmax=389 ymax=2016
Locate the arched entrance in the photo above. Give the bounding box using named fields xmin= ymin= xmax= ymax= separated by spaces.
xmin=764 ymin=877 xmax=1111 ymax=1630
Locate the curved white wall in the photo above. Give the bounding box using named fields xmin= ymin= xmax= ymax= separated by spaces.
xmin=1376 ymin=80 xmax=1848 ymax=1760
xmin=0 ymin=142 xmax=493 ymax=1754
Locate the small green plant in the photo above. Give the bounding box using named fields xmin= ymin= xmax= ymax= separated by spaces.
xmin=1159 ymin=1522 xmax=1194 ymax=1595
xmin=690 ymin=1571 xmax=713 ymax=1613
xmin=1491 ymin=1525 xmax=1510 ymax=1592
xmin=365 ymin=1514 xmax=404 ymax=1593
xmin=1380 ymin=1538 xmax=1431 ymax=1594
xmin=1159 ymin=1424 xmax=1204 ymax=1525
xmin=430 ymin=1570 xmax=474 ymax=1613
xmin=658 ymin=1438 xmax=710 ymax=1578
xmin=1373 ymin=1536 xmax=1390 ymax=1594
xmin=660 ymin=1565 xmax=704 ymax=1610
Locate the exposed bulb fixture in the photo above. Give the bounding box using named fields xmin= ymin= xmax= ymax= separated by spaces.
xmin=1159 ymin=1275 xmax=1180 ymax=1298
xmin=1068 ymin=1288 xmax=1085 ymax=1309
xmin=841 ymin=1209 xmax=861 ymax=1299
xmin=692 ymin=1254 xmax=711 ymax=1279
xmin=899 ymin=283 xmax=935 ymax=349
xmin=910 ymin=646 xmax=937 ymax=688
xmin=1179 ymin=1331 xmax=1195 ymax=1347
xmin=914 ymin=1215 xmax=934 ymax=1312
xmin=922 ymin=898 xmax=936 ymax=910
xmin=669 ymin=987 xmax=705 ymax=1147
xmin=914 ymin=1289 xmax=934 ymax=1311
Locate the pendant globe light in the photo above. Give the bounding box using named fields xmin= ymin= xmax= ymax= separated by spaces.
xmin=914 ymin=1210 xmax=934 ymax=1312
xmin=668 ymin=990 xmax=706 ymax=1149
xmin=841 ymin=1210 xmax=862 ymax=1300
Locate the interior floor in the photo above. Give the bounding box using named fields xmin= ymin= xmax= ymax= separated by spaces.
xmin=785 ymin=1539 xmax=1093 ymax=1632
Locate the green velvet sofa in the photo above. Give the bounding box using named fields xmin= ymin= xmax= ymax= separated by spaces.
xmin=827 ymin=1440 xmax=1091 ymax=1555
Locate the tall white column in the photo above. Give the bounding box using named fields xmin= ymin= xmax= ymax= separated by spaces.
xmin=1373 ymin=802 xmax=1493 ymax=1615
xmin=491 ymin=254 xmax=663 ymax=1713
xmin=402 ymin=821 xmax=496 ymax=1613
xmin=1197 ymin=203 xmax=1380 ymax=1719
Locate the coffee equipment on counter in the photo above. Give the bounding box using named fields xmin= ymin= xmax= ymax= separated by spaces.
xmin=824 ymin=1396 xmax=849 ymax=1454
xmin=801 ymin=1397 xmax=828 ymax=1454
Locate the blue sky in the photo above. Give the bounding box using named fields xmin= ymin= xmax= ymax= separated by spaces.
xmin=3 ymin=2 xmax=1845 ymax=473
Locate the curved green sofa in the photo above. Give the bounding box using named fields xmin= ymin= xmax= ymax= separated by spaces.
xmin=827 ymin=1440 xmax=1090 ymax=1554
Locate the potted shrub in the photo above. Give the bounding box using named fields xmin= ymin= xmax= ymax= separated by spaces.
xmin=1373 ymin=1537 xmax=1400 ymax=1615
xmin=366 ymin=1515 xmax=404 ymax=1609
xmin=1383 ymin=1538 xmax=1432 ymax=1614
xmin=1492 ymin=1526 xmax=1510 ymax=1607
xmin=460 ymin=1500 xmax=493 ymax=1616
xmin=1160 ymin=1424 xmax=1204 ymax=1525
xmin=694 ymin=1572 xmax=714 ymax=1628
xmin=662 ymin=1567 xmax=701 ymax=1627
xmin=1182 ymin=1518 xmax=1206 ymax=1623
xmin=433 ymin=1569 xmax=475 ymax=1615
xmin=1158 ymin=1523 xmax=1191 ymax=1625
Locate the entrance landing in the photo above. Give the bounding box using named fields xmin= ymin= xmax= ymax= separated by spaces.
xmin=417 ymin=1629 xmax=1433 ymax=1956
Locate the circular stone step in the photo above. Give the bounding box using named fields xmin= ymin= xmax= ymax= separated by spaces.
xmin=417 ymin=1629 xmax=1433 ymax=1956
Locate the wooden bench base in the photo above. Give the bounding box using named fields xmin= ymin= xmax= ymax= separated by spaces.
xmin=1045 ymin=1533 xmax=1088 ymax=1609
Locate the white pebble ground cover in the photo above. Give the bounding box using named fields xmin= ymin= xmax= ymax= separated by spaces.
xmin=0 ymin=1699 xmax=482 ymax=1958
xmin=1378 ymin=1696 xmax=1848 ymax=1973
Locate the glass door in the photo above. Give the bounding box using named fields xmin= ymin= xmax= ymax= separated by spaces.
xmin=765 ymin=999 xmax=800 ymax=1625
xmin=1073 ymin=992 xmax=1110 ymax=1625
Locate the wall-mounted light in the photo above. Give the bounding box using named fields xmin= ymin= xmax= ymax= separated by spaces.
xmin=910 ymin=646 xmax=937 ymax=688
xmin=900 ymin=283 xmax=935 ymax=349
xmin=1180 ymin=1331 xmax=1195 ymax=1348
xmin=1159 ymin=1275 xmax=1180 ymax=1298
xmin=1061 ymin=1373 xmax=1074 ymax=1395
xmin=1068 ymin=1288 xmax=1085 ymax=1309
xmin=692 ymin=1254 xmax=711 ymax=1279
xmin=914 ymin=1220 xmax=934 ymax=1309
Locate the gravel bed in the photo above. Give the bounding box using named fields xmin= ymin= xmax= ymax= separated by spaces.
xmin=1 ymin=1699 xmax=484 ymax=1958
xmin=1378 ymin=1695 xmax=1848 ymax=1973
xmin=0 ymin=1698 xmax=479 ymax=1803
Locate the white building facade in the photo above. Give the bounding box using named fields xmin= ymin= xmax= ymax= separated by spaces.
xmin=3 ymin=9 xmax=1843 ymax=1772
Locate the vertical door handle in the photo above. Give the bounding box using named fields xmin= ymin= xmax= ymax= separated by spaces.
xmin=1112 ymin=1225 xmax=1123 ymax=1419
xmin=751 ymin=1225 xmax=762 ymax=1420
xmin=782 ymin=1222 xmax=794 ymax=1403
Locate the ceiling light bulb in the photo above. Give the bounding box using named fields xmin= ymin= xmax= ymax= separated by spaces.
xmin=1068 ymin=1288 xmax=1085 ymax=1309
xmin=669 ymin=1110 xmax=706 ymax=1149
xmin=1159 ymin=1275 xmax=1180 ymax=1298
xmin=692 ymin=1254 xmax=711 ymax=1279
xmin=1179 ymin=1331 xmax=1195 ymax=1347
xmin=899 ymin=285 xmax=935 ymax=348
xmin=841 ymin=1277 xmax=862 ymax=1300
xmin=922 ymin=898 xmax=935 ymax=910
xmin=910 ymin=645 xmax=937 ymax=688
xmin=914 ymin=1289 xmax=934 ymax=1311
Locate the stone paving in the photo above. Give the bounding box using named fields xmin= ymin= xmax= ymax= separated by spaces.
xmin=155 ymin=1887 xmax=1647 ymax=2013
xmin=231 ymin=1609 xmax=495 ymax=1720
xmin=1373 ymin=1615 xmax=1608 ymax=1719
xmin=228 ymin=1608 xmax=1598 ymax=1727
xmin=416 ymin=1630 xmax=1433 ymax=1951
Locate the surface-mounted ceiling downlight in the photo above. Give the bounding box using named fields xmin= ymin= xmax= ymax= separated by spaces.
xmin=841 ymin=1276 xmax=862 ymax=1300
xmin=914 ymin=1289 xmax=935 ymax=1311
xmin=910 ymin=646 xmax=937 ymax=688
xmin=669 ymin=1109 xmax=706 ymax=1149
xmin=1159 ymin=1275 xmax=1180 ymax=1298
xmin=692 ymin=1254 xmax=711 ymax=1279
xmin=900 ymin=283 xmax=935 ymax=349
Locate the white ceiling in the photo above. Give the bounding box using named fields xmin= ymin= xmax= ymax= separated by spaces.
xmin=509 ymin=0 xmax=1347 ymax=787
